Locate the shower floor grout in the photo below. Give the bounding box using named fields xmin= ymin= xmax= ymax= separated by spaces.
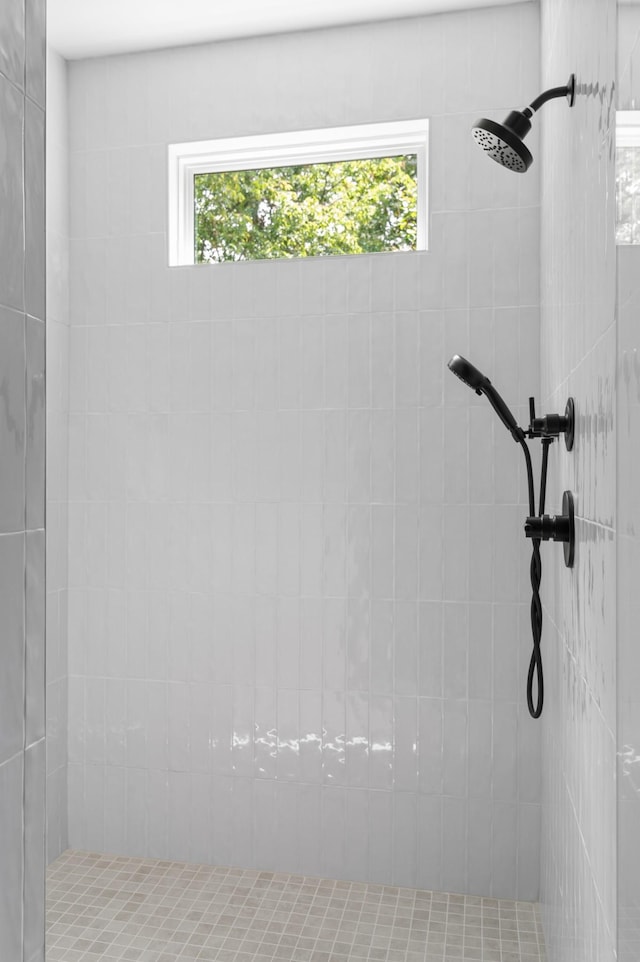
xmin=46 ymin=850 xmax=547 ymax=962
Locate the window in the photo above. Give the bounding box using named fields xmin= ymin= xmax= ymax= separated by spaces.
xmin=617 ymin=111 xmax=640 ymax=245
xmin=168 ymin=120 xmax=428 ymax=266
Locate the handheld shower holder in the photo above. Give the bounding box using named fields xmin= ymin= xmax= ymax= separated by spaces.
xmin=526 ymin=397 xmax=575 ymax=450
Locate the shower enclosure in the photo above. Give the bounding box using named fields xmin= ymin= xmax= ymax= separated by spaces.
xmin=47 ymin=1 xmax=542 ymax=898
xmin=39 ymin=1 xmax=621 ymax=961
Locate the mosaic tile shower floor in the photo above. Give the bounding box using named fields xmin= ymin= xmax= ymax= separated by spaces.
xmin=46 ymin=851 xmax=547 ymax=962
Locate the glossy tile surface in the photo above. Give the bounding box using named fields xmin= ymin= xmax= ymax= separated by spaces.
xmin=617 ymin=224 xmax=640 ymax=959
xmin=26 ymin=100 xmax=46 ymax=324
xmin=0 ymin=1 xmax=48 ymax=958
xmin=26 ymin=528 xmax=46 ymax=747
xmin=617 ymin=14 xmax=640 ymax=962
xmin=25 ymin=739 xmax=47 ymax=962
xmin=25 ymin=0 xmax=46 ymax=108
xmin=0 ymin=532 xmax=25 ymax=764
xmin=0 ymin=74 xmax=25 ymax=312
xmin=0 ymin=0 xmax=25 ymax=89
xmin=0 ymin=754 xmax=25 ymax=962
xmin=46 ymin=850 xmax=547 ymax=962
xmin=27 ymin=315 xmax=46 ymax=531
xmin=46 ymin=47 xmax=71 ymax=865
xmin=62 ymin=4 xmax=542 ymax=898
xmin=0 ymin=305 xmax=26 ymax=531
xmin=538 ymin=1 xmax=617 ymax=961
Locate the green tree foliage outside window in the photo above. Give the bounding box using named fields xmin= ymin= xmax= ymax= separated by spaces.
xmin=194 ymin=154 xmax=418 ymax=263
xmin=617 ymin=145 xmax=640 ymax=245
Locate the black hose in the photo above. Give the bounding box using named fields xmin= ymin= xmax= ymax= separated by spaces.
xmin=518 ymin=438 xmax=544 ymax=718
xmin=527 ymin=543 xmax=544 ymax=718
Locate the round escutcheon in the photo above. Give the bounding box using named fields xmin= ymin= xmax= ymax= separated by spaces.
xmin=564 ymin=398 xmax=575 ymax=451
xmin=562 ymin=490 xmax=575 ymax=567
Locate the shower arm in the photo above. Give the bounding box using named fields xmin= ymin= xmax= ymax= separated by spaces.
xmin=523 ymin=75 xmax=576 ymax=118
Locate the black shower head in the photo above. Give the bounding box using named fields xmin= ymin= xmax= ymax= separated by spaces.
xmin=448 ymin=354 xmax=522 ymax=440
xmin=472 ymin=75 xmax=575 ymax=173
xmin=471 ymin=112 xmax=533 ymax=173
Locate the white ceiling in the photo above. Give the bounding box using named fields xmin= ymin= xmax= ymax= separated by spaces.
xmin=48 ymin=0 xmax=532 ymax=60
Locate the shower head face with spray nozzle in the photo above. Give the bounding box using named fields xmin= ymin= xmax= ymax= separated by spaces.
xmin=471 ymin=113 xmax=533 ymax=173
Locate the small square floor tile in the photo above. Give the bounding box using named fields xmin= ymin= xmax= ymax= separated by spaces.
xmin=46 ymin=851 xmax=547 ymax=962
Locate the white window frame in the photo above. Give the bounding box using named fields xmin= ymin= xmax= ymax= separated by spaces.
xmin=168 ymin=119 xmax=429 ymax=266
xmin=617 ymin=110 xmax=640 ymax=148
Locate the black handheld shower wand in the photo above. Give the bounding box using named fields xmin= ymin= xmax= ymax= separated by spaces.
xmin=448 ymin=355 xmax=523 ymax=441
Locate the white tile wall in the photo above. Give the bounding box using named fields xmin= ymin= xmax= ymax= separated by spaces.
xmin=617 ymin=244 xmax=640 ymax=962
xmin=63 ymin=4 xmax=542 ymax=899
xmin=617 ymin=11 xmax=640 ymax=955
xmin=46 ymin=47 xmax=70 ymax=865
xmin=0 ymin=0 xmax=47 ymax=958
xmin=538 ymin=1 xmax=617 ymax=961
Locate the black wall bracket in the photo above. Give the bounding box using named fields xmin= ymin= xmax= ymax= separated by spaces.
xmin=524 ymin=490 xmax=575 ymax=568
xmin=527 ymin=397 xmax=575 ymax=451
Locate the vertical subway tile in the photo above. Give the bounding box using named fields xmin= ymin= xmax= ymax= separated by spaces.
xmin=392 ymin=792 xmax=418 ymax=887
xmin=394 ymin=601 xmax=418 ymax=696
xmin=368 ymin=789 xmax=392 ymax=884
xmin=441 ymin=795 xmax=467 ymax=894
xmin=491 ymin=801 xmax=517 ymax=898
xmin=467 ymin=797 xmax=492 ymax=895
xmin=23 ymin=737 xmax=46 ymax=960
xmin=370 ymin=600 xmax=393 ymax=695
xmin=299 ymin=598 xmax=322 ymax=691
xmin=393 ymin=696 xmax=418 ymax=792
xmin=321 ymin=786 xmax=345 ymax=879
xmin=25 ymin=530 xmax=45 ymax=748
xmin=25 ymin=101 xmax=45 ymax=322
xmin=253 ymin=688 xmax=276 ymax=779
xmin=0 ymin=307 xmax=25 ymax=532
xmin=26 ymin=317 xmax=45 ymax=530
xmin=344 ymin=788 xmax=369 ymax=881
xmin=0 ymin=533 xmax=25 ymax=765
xmin=0 ymin=0 xmax=24 ymax=89
xmin=442 ymin=699 xmax=468 ymax=798
xmin=416 ymin=794 xmax=442 ymax=892
xmin=369 ymin=695 xmax=393 ymax=791
xmin=0 ymin=754 xmax=23 ymax=962
xmin=345 ymin=691 xmax=369 ymax=789
xmin=57 ymin=4 xmax=544 ymax=896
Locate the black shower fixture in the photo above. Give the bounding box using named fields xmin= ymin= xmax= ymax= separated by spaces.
xmin=447 ymin=354 xmax=521 ymax=440
xmin=471 ymin=74 xmax=576 ymax=172
xmin=525 ymin=491 xmax=575 ymax=569
xmin=447 ymin=355 xmax=576 ymax=719
xmin=528 ymin=396 xmax=575 ymax=451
